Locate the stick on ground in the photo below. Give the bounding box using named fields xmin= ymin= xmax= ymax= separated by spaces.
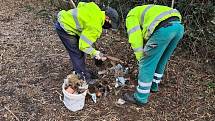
xmin=4 ymin=106 xmax=20 ymax=121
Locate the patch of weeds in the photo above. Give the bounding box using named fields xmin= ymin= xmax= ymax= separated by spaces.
xmin=208 ymin=82 xmax=215 ymax=89
xmin=24 ymin=5 xmax=34 ymax=12
xmin=37 ymin=9 xmax=50 ymax=18
xmin=36 ymin=9 xmax=57 ymax=22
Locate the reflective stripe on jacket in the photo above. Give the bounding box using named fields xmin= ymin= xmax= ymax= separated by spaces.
xmin=126 ymin=5 xmax=182 ymax=61
xmin=57 ymin=2 xmax=105 ymax=57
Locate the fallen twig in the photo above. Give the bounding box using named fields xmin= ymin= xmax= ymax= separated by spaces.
xmin=108 ymin=46 xmax=114 ymax=54
xmin=55 ymin=90 xmax=63 ymax=101
xmin=106 ymin=55 xmax=124 ymax=63
xmin=4 ymin=106 xmax=20 ymax=121
xmin=98 ymin=69 xmax=109 ymax=75
xmin=55 ymin=90 xmax=62 ymax=96
xmin=98 ymin=66 xmax=115 ymax=75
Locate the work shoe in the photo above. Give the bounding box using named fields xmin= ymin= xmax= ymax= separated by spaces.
xmin=86 ymin=70 xmax=98 ymax=79
xmin=151 ymin=82 xmax=159 ymax=93
xmin=122 ymin=93 xmax=147 ymax=106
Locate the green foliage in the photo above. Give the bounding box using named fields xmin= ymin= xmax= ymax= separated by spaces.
xmin=49 ymin=0 xmax=73 ymax=10
xmin=24 ymin=5 xmax=34 ymax=12
xmin=208 ymin=82 xmax=215 ymax=89
xmin=177 ymin=0 xmax=215 ymax=60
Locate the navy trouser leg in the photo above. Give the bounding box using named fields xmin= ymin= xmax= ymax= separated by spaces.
xmin=55 ymin=22 xmax=86 ymax=74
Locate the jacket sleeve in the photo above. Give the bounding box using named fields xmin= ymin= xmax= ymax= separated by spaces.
xmin=126 ymin=15 xmax=144 ymax=61
xmin=79 ymin=26 xmax=101 ymax=57
xmin=77 ymin=2 xmax=87 ymax=8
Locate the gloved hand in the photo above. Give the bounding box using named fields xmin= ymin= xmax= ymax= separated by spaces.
xmin=95 ymin=51 xmax=107 ymax=61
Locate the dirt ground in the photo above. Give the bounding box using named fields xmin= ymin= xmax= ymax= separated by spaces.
xmin=0 ymin=0 xmax=214 ymax=121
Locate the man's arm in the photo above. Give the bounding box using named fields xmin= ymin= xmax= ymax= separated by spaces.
xmin=126 ymin=15 xmax=144 ymax=61
xmin=78 ymin=27 xmax=101 ymax=58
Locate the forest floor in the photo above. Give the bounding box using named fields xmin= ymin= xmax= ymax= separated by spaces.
xmin=0 ymin=0 xmax=214 ymax=121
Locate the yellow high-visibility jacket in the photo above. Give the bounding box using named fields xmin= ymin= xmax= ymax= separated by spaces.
xmin=57 ymin=2 xmax=105 ymax=57
xmin=126 ymin=5 xmax=182 ymax=61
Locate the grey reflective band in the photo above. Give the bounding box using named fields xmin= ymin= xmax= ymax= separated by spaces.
xmin=148 ymin=9 xmax=179 ymax=35
xmin=80 ymin=35 xmax=93 ymax=45
xmin=138 ymin=81 xmax=152 ymax=87
xmin=57 ymin=12 xmax=61 ymax=23
xmin=141 ymin=5 xmax=153 ymax=26
xmin=154 ymin=73 xmax=163 ymax=78
xmin=83 ymin=47 xmax=94 ymax=54
xmin=134 ymin=47 xmax=144 ymax=52
xmin=72 ymin=9 xmax=82 ymax=31
xmin=137 ymin=86 xmax=150 ymax=94
xmin=152 ymin=79 xmax=161 ymax=83
xmin=128 ymin=25 xmax=141 ymax=35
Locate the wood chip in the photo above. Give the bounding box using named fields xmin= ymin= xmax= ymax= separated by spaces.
xmin=106 ymin=55 xmax=124 ymax=63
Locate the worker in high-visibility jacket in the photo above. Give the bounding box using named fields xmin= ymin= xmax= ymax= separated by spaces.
xmin=123 ymin=5 xmax=184 ymax=105
xmin=55 ymin=2 xmax=119 ymax=84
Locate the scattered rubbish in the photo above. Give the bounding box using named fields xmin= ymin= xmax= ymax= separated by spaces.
xmin=88 ymin=81 xmax=111 ymax=102
xmin=116 ymin=98 xmax=126 ymax=105
xmin=98 ymin=64 xmax=130 ymax=88
xmin=96 ymin=91 xmax=102 ymax=97
xmin=114 ymin=64 xmax=129 ymax=76
xmin=62 ymin=74 xmax=88 ymax=112
xmin=61 ymin=63 xmax=130 ymax=107
xmin=115 ymin=77 xmax=128 ymax=88
xmin=88 ymin=93 xmax=97 ymax=103
xmin=65 ymin=86 xmax=75 ymax=94
xmin=114 ymin=63 xmax=123 ymax=71
xmin=78 ymin=81 xmax=89 ymax=90
xmin=124 ymin=67 xmax=129 ymax=74
xmin=98 ymin=64 xmax=129 ymax=76
xmin=113 ymin=64 xmax=129 ymax=88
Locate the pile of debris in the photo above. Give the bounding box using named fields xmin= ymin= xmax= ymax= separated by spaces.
xmin=62 ymin=56 xmax=133 ymax=111
xmin=98 ymin=63 xmax=130 ymax=88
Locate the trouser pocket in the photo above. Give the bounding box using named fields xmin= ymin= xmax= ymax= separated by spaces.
xmin=143 ymin=42 xmax=158 ymax=57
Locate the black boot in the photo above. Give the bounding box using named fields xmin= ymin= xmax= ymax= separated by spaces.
xmin=86 ymin=70 xmax=98 ymax=79
xmin=122 ymin=93 xmax=146 ymax=106
xmin=86 ymin=78 xmax=97 ymax=85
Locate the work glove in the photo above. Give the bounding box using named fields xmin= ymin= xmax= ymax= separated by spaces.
xmin=94 ymin=51 xmax=106 ymax=67
xmin=94 ymin=51 xmax=107 ymax=61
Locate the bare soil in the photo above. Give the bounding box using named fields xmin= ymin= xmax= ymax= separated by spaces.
xmin=0 ymin=0 xmax=214 ymax=121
